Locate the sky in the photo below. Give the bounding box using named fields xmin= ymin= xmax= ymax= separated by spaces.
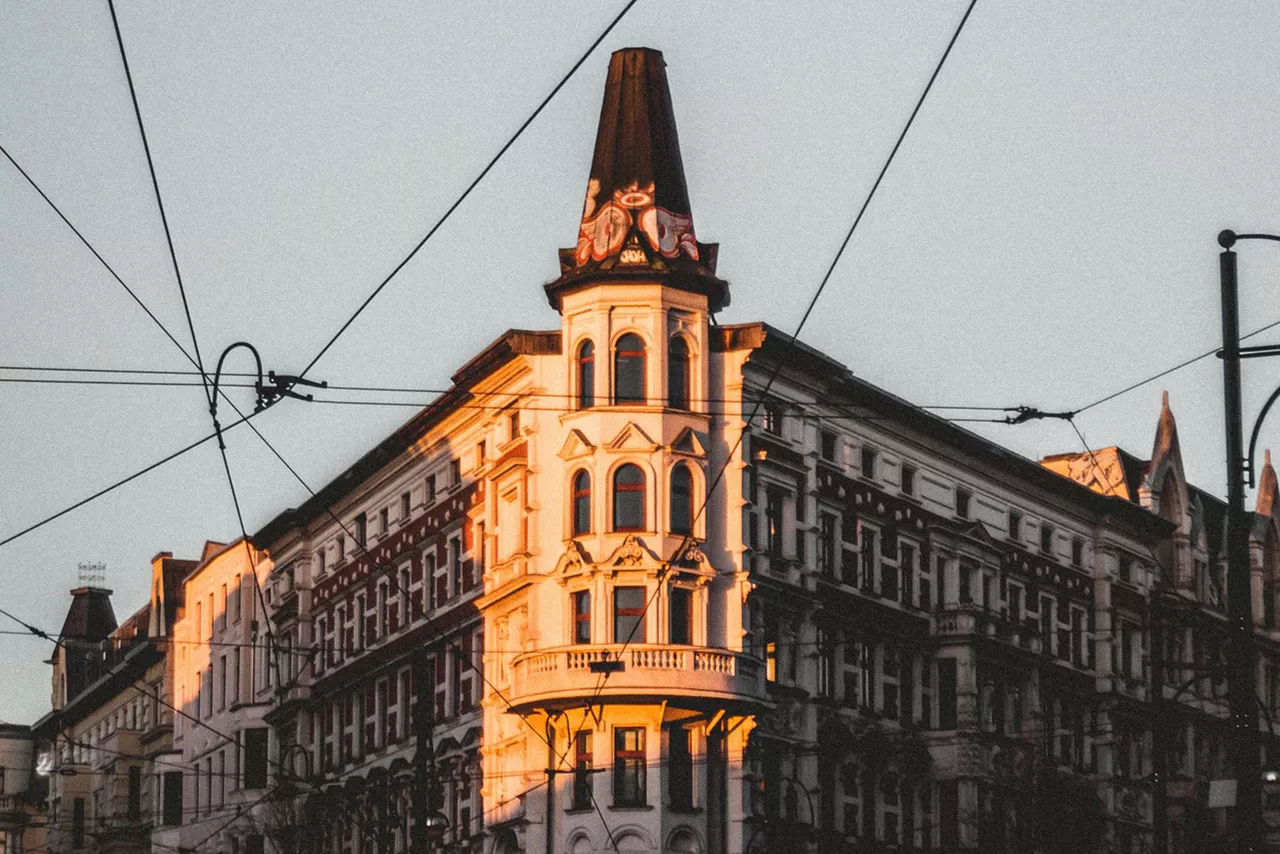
xmin=3 ymin=1 xmax=1280 ymax=725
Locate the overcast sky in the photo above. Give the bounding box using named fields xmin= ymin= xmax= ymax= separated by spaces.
xmin=4 ymin=1 xmax=1280 ymax=725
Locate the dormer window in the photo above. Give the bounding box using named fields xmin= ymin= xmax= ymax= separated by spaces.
xmin=614 ymin=334 xmax=647 ymax=404
xmin=668 ymin=337 xmax=691 ymax=409
xmin=577 ymin=341 xmax=596 ymax=409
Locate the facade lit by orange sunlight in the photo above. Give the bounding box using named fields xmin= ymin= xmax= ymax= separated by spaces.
xmin=29 ymin=46 xmax=1280 ymax=854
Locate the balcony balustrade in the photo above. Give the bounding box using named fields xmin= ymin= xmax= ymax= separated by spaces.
xmin=506 ymin=643 xmax=768 ymax=712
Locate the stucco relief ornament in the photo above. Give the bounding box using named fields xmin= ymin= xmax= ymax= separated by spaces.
xmin=554 ymin=541 xmax=592 ymax=577
xmin=574 ymin=179 xmax=699 ymax=266
xmin=611 ymin=534 xmax=647 ymax=567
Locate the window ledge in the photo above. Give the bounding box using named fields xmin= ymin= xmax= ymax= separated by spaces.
xmin=609 ymin=805 xmax=654 ymax=812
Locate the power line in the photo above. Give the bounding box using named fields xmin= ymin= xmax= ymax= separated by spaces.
xmin=566 ymin=0 xmax=981 ymax=774
xmin=106 ymin=0 xmax=212 ymax=412
xmin=0 ymin=408 xmax=262 ymax=549
xmin=1074 ymin=317 xmax=1280 ymax=415
xmin=298 ymin=0 xmax=640 ymax=379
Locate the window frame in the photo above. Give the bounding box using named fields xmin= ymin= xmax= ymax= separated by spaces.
xmin=572 ymin=470 xmax=592 ymax=536
xmin=613 ymin=586 xmax=647 ymax=644
xmin=573 ymin=591 xmax=592 ymax=645
xmin=576 ymin=340 xmax=596 ymax=409
xmin=669 ymin=463 xmax=694 ymax=536
xmin=612 ymin=464 xmax=647 ymax=532
xmin=667 ymin=335 xmax=692 ymax=410
xmin=613 ymin=727 xmax=647 ymax=807
xmin=613 ymin=333 xmax=647 ymax=405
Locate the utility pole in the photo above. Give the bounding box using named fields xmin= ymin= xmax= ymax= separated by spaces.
xmin=412 ymin=649 xmax=447 ymax=853
xmin=1220 ymin=236 xmax=1262 ymax=853
xmin=1151 ymin=596 xmax=1169 ymax=854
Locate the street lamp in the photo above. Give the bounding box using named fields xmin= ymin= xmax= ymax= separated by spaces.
xmin=1216 ymin=228 xmax=1280 ymax=854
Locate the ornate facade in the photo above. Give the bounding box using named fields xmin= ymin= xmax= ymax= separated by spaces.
xmin=30 ymin=45 xmax=1280 ymax=854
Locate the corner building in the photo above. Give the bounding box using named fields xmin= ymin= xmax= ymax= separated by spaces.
xmin=248 ymin=48 xmax=1280 ymax=854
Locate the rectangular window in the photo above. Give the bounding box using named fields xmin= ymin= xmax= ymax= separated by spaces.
xmin=901 ymin=464 xmax=916 ymax=496
xmin=509 ymin=410 xmax=521 ymax=441
xmin=1009 ymin=585 xmax=1023 ymax=625
xmin=614 ymin=728 xmax=647 ymax=807
xmin=243 ymin=728 xmax=269 ymax=789
xmin=820 ymin=431 xmax=838 ymax=462
xmin=401 ymin=491 xmax=412 ymax=519
xmin=573 ymin=591 xmax=591 ymax=644
xmin=955 ymin=487 xmax=971 ymax=519
xmin=765 ymin=490 xmax=784 ymax=557
xmin=573 ymin=731 xmax=594 ymax=809
xmin=449 ymin=459 xmax=461 ymax=486
xmin=355 ymin=513 xmax=367 ymax=548
xmin=1119 ymin=555 xmax=1133 ymax=584
xmin=476 ymin=440 xmax=486 ymax=470
xmin=73 ymin=797 xmax=86 ymax=848
xmin=1040 ymin=596 xmax=1054 ymax=651
xmin=763 ymin=403 xmax=783 ymax=435
xmin=428 ymin=475 xmax=438 ymax=502
xmin=1007 ymin=509 xmax=1022 ymax=541
xmin=127 ymin=765 xmax=141 ymax=821
xmin=861 ymin=447 xmax=877 ymax=480
xmin=1071 ymin=609 xmax=1084 ymax=666
xmin=450 ymin=536 xmax=464 ymax=595
xmin=937 ymin=658 xmax=958 ymax=730
xmin=614 ymin=587 xmax=646 ymax=643
xmin=959 ymin=564 xmax=973 ymax=604
xmin=218 ymin=655 xmax=226 ymax=710
xmin=338 ymin=535 xmax=346 ymax=562
xmin=379 ymin=506 xmax=389 ymax=536
xmin=669 ymin=587 xmax=693 ymax=645
xmin=230 ymin=574 xmax=241 ymax=623
xmin=819 ymin=513 xmax=838 ymax=577
xmin=1040 ymin=523 xmax=1054 ymax=554
xmin=669 ymin=726 xmax=693 ymax=811
xmin=1072 ymin=537 xmax=1084 ymax=567
xmin=162 ymin=772 xmax=183 ymax=826
xmin=860 ymin=529 xmax=877 ymax=591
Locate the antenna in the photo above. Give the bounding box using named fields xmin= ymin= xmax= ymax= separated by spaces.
xmin=77 ymin=561 xmax=107 ymax=587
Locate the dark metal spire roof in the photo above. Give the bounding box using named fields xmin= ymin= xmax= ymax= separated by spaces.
xmin=547 ymin=48 xmax=727 ymax=311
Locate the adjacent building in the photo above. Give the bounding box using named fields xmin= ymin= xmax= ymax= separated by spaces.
xmin=0 ymin=724 xmax=45 ymax=854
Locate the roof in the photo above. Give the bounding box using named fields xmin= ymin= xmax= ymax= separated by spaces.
xmin=253 ymin=329 xmax=560 ymax=546
xmin=57 ymin=587 xmax=117 ymax=645
xmin=721 ymin=322 xmax=1171 ymax=536
xmin=546 ymin=47 xmax=727 ymax=312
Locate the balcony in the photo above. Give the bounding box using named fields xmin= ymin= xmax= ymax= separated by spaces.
xmin=506 ymin=644 xmax=768 ymax=713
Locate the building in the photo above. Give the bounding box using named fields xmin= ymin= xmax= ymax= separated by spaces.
xmin=33 ymin=551 xmax=196 ymax=853
xmin=0 ymin=724 xmax=46 ymax=854
xmin=157 ymin=538 xmax=275 ymax=853
xmin=36 ymin=45 xmax=1280 ymax=854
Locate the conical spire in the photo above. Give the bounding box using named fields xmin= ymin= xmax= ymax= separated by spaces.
xmin=1151 ymin=390 xmax=1181 ymax=464
xmin=546 ymin=48 xmax=727 ymax=311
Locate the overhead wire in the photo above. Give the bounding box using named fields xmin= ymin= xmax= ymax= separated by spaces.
xmin=106 ymin=0 xmax=212 ymax=412
xmin=559 ymin=0 xmax=981 ymax=784
xmin=298 ymin=0 xmax=641 ymax=380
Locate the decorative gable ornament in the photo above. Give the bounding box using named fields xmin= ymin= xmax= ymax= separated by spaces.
xmin=558 ymin=429 xmax=596 ymax=461
xmin=670 ymin=427 xmax=708 ymax=457
xmin=606 ymin=421 xmax=659 ymax=453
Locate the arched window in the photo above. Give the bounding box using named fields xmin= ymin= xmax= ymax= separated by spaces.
xmin=668 ymin=337 xmax=691 ymax=409
xmin=670 ymin=464 xmax=694 ymax=535
xmin=572 ymin=470 xmax=592 ymax=535
xmin=613 ymin=464 xmax=646 ymax=531
xmin=613 ymin=334 xmax=647 ymax=405
xmin=577 ymin=341 xmax=595 ymax=409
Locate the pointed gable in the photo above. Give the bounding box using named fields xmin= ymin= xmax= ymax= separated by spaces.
xmin=606 ymin=421 xmax=659 ymax=453
xmin=1147 ymin=391 xmax=1186 ymax=493
xmin=558 ymin=428 xmax=596 ymax=461
xmin=546 ymin=48 xmax=728 ymax=312
xmin=670 ymin=426 xmax=707 ymax=457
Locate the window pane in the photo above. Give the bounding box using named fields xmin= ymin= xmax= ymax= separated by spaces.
xmin=668 ymin=337 xmax=690 ymax=409
xmin=614 ymin=334 xmax=646 ymax=404
xmin=613 ymin=465 xmax=646 ymax=531
xmin=670 ymin=464 xmax=693 ymax=535
xmin=614 ymin=587 xmax=647 ymax=643
xmin=670 ymin=588 xmax=692 ymax=645
xmin=574 ymin=592 xmax=591 ymax=644
xmin=614 ymin=727 xmax=646 ymax=806
xmin=578 ymin=341 xmax=595 ymax=409
xmin=573 ymin=471 xmax=592 ymax=535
